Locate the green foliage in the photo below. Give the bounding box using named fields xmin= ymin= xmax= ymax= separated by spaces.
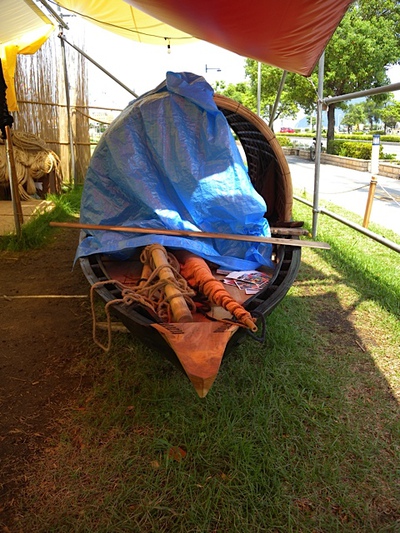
xmin=275 ymin=135 xmax=293 ymax=147
xmin=341 ymin=102 xmax=367 ymax=132
xmin=326 ymin=140 xmax=345 ymax=155
xmin=327 ymin=140 xmax=385 ymax=159
xmin=380 ymin=100 xmax=400 ymax=129
xmin=215 ymin=80 xmax=255 ymax=110
xmin=340 ymin=142 xmax=374 ymax=159
xmin=243 ymin=61 xmax=303 ymax=123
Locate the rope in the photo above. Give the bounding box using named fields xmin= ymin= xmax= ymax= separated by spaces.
xmin=0 ymin=130 xmax=63 ymax=199
xmin=319 ymin=184 xmax=369 ymax=194
xmin=245 ymin=311 xmax=267 ymax=343
xmin=90 ymin=246 xmax=196 ymax=352
xmin=377 ymin=182 xmax=400 ymax=207
xmin=90 ymin=279 xmax=160 ymax=352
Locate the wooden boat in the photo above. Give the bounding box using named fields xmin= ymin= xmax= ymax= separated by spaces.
xmin=78 ymin=93 xmax=305 ymax=397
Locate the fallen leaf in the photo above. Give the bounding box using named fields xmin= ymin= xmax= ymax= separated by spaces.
xmin=167 ymin=446 xmax=187 ymax=462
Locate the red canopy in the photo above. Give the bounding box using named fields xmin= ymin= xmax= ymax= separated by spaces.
xmin=125 ymin=0 xmax=354 ymax=76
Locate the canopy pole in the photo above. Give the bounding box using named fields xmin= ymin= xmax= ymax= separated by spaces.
xmin=59 ymin=29 xmax=76 ymax=187
xmin=257 ymin=62 xmax=262 ymax=116
xmin=323 ymin=82 xmax=400 ymax=106
xmin=0 ymin=59 xmax=23 ymax=236
xmin=312 ymin=53 xmax=325 ymax=239
xmin=58 ymin=34 xmax=138 ymax=98
xmin=269 ymin=70 xmax=287 ymax=129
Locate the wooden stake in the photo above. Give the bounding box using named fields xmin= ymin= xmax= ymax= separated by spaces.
xmin=50 ymin=221 xmax=330 ymax=250
xmin=5 ymin=125 xmax=24 ymax=235
xmin=149 ymin=246 xmax=193 ymax=323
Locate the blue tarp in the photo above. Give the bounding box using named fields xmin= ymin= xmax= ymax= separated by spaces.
xmin=76 ymin=72 xmax=273 ymax=270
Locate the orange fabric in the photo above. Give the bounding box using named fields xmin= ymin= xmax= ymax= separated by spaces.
xmin=126 ymin=0 xmax=353 ymax=76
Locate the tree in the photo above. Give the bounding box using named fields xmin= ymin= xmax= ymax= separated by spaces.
xmin=213 ymin=80 xmax=255 ymax=110
xmin=380 ymin=100 xmax=400 ymax=132
xmin=232 ymin=1 xmax=400 ymax=142
xmin=322 ymin=2 xmax=400 ymax=141
xmin=363 ymin=95 xmax=391 ymax=130
xmin=241 ymin=62 xmax=302 ymax=127
xmin=341 ymin=103 xmax=367 ymax=132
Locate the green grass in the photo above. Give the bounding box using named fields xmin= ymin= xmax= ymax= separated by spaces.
xmin=293 ymin=192 xmax=400 ymax=319
xmin=0 ymin=186 xmax=82 ymax=251
xmin=11 ymin=191 xmax=400 ymax=532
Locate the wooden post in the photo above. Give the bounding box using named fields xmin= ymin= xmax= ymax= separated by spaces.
xmin=5 ymin=125 xmax=24 ymax=236
xmin=0 ymin=59 xmax=23 ymax=236
xmin=363 ymin=176 xmax=377 ymax=228
xmin=149 ymin=246 xmax=193 ymax=323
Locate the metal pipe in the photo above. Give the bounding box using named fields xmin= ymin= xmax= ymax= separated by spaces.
xmin=37 ymin=0 xmax=69 ymax=29
xmin=311 ymin=53 xmax=324 ymax=239
xmin=59 ymin=31 xmax=76 ymax=186
xmin=323 ymin=82 xmax=400 ymax=106
xmin=59 ymin=34 xmax=138 ymax=98
xmin=269 ymin=70 xmax=287 ymax=129
xmin=257 ymin=62 xmax=261 ymax=116
xmin=294 ymin=195 xmax=400 ymax=254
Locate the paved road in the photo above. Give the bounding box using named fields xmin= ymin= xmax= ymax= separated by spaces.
xmin=287 ymin=155 xmax=400 ymax=236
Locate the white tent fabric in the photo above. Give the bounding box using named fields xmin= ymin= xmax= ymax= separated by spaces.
xmin=1 ymin=0 xmax=55 ymax=110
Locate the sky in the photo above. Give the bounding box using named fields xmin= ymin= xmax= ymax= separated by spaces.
xmin=71 ymin=18 xmax=247 ymax=109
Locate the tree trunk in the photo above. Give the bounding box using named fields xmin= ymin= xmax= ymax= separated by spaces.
xmin=327 ymin=103 xmax=336 ymax=148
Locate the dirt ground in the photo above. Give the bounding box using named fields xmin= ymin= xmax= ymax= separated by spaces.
xmin=0 ymin=229 xmax=94 ymax=529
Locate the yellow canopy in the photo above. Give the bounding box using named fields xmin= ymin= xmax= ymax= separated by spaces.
xmin=54 ymin=0 xmax=195 ymax=44
xmin=1 ymin=0 xmax=55 ymax=110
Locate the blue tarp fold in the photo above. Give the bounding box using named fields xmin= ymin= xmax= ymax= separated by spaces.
xmin=76 ymin=72 xmax=273 ymax=270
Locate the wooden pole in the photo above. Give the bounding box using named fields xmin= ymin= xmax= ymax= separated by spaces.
xmin=5 ymin=125 xmax=24 ymax=236
xmin=363 ymin=176 xmax=377 ymax=229
xmin=50 ymin=221 xmax=330 ymax=250
xmin=0 ymin=59 xmax=23 ymax=236
xmin=149 ymin=246 xmax=193 ymax=323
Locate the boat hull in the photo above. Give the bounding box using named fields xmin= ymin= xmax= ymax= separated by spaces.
xmin=80 ymin=242 xmax=301 ymax=395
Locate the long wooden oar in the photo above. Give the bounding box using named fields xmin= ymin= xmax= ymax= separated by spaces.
xmin=49 ymin=221 xmax=330 ymax=250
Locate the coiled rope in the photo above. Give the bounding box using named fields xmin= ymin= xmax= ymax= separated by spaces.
xmin=90 ymin=244 xmax=196 ymax=352
xmin=0 ymin=130 xmax=62 ymax=199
